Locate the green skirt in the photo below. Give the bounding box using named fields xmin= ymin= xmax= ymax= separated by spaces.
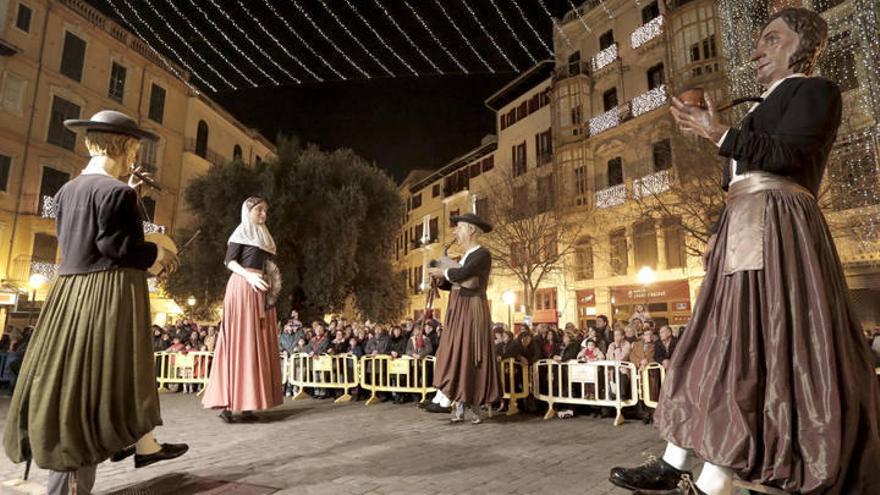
xmin=3 ymin=268 xmax=162 ymax=471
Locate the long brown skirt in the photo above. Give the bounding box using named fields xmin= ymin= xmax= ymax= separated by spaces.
xmin=3 ymin=269 xmax=161 ymax=471
xmin=433 ymin=289 xmax=501 ymax=406
xmin=654 ymin=178 xmax=880 ymax=494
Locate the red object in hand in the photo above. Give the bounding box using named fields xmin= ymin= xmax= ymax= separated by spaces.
xmin=678 ymin=87 xmax=707 ymax=109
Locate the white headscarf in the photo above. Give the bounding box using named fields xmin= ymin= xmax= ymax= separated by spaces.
xmin=227 ymin=198 xmax=277 ymax=255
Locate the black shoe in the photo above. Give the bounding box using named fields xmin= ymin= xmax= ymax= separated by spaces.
xmin=110 ymin=445 xmax=135 ymax=462
xmin=609 ymin=457 xmax=690 ymax=492
xmin=425 ymin=402 xmax=451 ymax=414
xmin=416 ymin=401 xmax=428 ymax=409
xmin=239 ymin=411 xmax=258 ymax=422
xmin=134 ymin=443 xmax=189 ymax=468
xmin=633 ymin=474 xmax=705 ymax=495
xmin=218 ymin=410 xmax=234 ymax=424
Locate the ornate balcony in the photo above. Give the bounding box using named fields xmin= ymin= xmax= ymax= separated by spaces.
xmin=595 ymin=183 xmax=627 ymax=209
xmin=631 ymin=15 xmax=664 ymax=50
xmin=591 ymin=43 xmax=619 ymax=72
xmin=631 ymin=85 xmax=668 ymax=118
xmin=633 ymin=169 xmax=671 ymax=199
xmin=589 ymin=103 xmax=629 ymax=136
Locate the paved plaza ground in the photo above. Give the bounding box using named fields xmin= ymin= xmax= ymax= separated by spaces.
xmin=0 ymin=392 xmax=667 ymax=494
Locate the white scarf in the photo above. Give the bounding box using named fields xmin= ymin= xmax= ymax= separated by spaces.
xmin=227 ymin=200 xmax=277 ymax=255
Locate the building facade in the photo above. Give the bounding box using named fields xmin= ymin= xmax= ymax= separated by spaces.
xmin=0 ymin=0 xmax=274 ymax=327
xmin=395 ymin=0 xmax=879 ymax=332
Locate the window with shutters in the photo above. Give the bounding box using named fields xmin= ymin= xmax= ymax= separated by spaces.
xmin=148 ymin=84 xmax=166 ymax=123
xmin=47 ymin=96 xmax=80 ymax=150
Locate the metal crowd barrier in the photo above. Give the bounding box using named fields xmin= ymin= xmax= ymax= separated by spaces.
xmin=532 ymin=359 xmax=640 ymax=426
xmin=499 ymin=357 xmax=530 ymax=416
xmin=360 ymin=355 xmax=436 ymax=405
xmin=286 ymin=352 xmax=360 ymax=404
xmin=154 ymin=351 xmax=213 ymax=392
xmin=638 ymin=362 xmax=666 ymax=409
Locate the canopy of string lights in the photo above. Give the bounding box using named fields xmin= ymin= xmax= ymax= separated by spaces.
xmin=87 ymin=0 xmax=597 ymax=94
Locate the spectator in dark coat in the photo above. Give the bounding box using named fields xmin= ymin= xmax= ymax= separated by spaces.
xmin=654 ymin=325 xmax=678 ymax=368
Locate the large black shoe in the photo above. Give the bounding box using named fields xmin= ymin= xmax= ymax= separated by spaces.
xmin=633 ymin=474 xmax=706 ymax=495
xmin=609 ymin=457 xmax=690 ymax=492
xmin=110 ymin=445 xmax=135 ymax=462
xmin=425 ymin=402 xmax=451 ymax=414
xmin=134 ymin=443 xmax=189 ymax=469
xmin=218 ymin=410 xmax=234 ymax=424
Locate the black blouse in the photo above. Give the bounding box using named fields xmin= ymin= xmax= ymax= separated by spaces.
xmin=225 ymin=242 xmax=271 ymax=270
xmin=56 ymin=174 xmax=157 ymax=276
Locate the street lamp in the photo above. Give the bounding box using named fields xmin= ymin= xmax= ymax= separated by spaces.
xmin=186 ymin=296 xmax=196 ymax=307
xmin=502 ymin=290 xmax=516 ymax=332
xmin=636 ymin=266 xmax=656 ymax=321
xmin=28 ymin=274 xmax=48 ymax=326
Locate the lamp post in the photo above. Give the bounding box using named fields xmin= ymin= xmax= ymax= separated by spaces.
xmin=636 ymin=266 xmax=656 ymax=319
xmin=186 ymin=296 xmax=196 ymax=318
xmin=502 ymin=290 xmax=516 ymax=333
xmin=28 ymin=273 xmax=48 ymax=326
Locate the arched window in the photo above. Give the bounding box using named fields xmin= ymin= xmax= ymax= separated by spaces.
xmin=233 ymin=144 xmax=242 ymax=161
xmin=195 ymin=120 xmax=209 ymax=158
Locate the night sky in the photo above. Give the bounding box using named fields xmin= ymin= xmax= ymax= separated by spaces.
xmin=87 ymin=0 xmax=577 ymax=181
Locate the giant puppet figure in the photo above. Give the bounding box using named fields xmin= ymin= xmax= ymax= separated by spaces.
xmin=610 ymin=8 xmax=880 ymax=495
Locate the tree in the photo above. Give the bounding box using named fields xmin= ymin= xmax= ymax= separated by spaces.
xmin=630 ymin=135 xmax=726 ymax=258
xmin=479 ymin=168 xmax=583 ymax=316
xmin=164 ymin=137 xmax=406 ymax=323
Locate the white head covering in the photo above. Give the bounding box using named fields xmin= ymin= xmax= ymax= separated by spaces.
xmin=227 ymin=198 xmax=277 ymax=255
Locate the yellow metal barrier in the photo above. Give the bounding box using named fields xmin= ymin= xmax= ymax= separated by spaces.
xmin=360 ymin=355 xmax=436 ymax=405
xmin=154 ymin=351 xmax=213 ymax=391
xmin=532 ymin=359 xmax=639 ymax=426
xmin=639 ymin=363 xmax=666 ymax=409
xmin=286 ymin=353 xmax=360 ymax=404
xmin=499 ymin=358 xmax=530 ymax=416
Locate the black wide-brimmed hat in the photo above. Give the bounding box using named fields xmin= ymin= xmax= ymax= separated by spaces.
xmin=64 ymin=110 xmax=159 ymax=141
xmin=451 ymin=212 xmax=493 ymax=233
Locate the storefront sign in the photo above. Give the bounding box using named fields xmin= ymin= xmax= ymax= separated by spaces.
xmin=0 ymin=292 xmax=18 ymax=306
xmin=611 ymin=280 xmax=690 ymax=305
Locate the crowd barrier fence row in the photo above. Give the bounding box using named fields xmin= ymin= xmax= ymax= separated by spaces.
xmin=153 ymin=351 xmax=672 ymax=425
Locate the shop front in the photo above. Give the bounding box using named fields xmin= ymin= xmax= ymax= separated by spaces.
xmin=610 ymin=280 xmax=691 ymax=328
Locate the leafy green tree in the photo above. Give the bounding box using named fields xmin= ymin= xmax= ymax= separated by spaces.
xmin=163 ymin=137 xmax=406 ymax=323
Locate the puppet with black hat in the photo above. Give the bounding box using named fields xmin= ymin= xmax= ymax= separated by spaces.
xmin=3 ymin=111 xmax=188 ymax=494
xmin=427 ymin=212 xmax=501 ymax=424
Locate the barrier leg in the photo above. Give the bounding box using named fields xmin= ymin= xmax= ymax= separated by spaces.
xmin=364 ymin=390 xmax=380 ymax=406
xmin=614 ymin=407 xmax=625 ymax=426
xmin=543 ymin=402 xmax=556 ymax=420
xmin=292 ymin=388 xmax=307 ymax=401
xmin=364 ymin=364 xmax=380 ymax=406
xmin=335 ymin=387 xmax=352 ymax=404
xmin=507 ymin=397 xmax=520 ymax=416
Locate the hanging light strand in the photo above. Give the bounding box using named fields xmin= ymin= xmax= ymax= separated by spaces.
xmin=537 ymin=0 xmax=574 ymax=49
xmin=433 ymin=0 xmax=494 ymax=73
xmin=206 ymin=0 xmax=300 ymax=84
xmin=566 ymin=0 xmax=592 ymax=33
xmin=109 ymin=0 xmax=211 ymax=92
xmin=290 ymin=0 xmax=371 ymax=79
xmin=318 ymin=0 xmax=394 ymax=77
xmin=141 ymin=0 xmax=234 ymax=90
xmin=164 ymin=0 xmax=256 ymax=88
xmin=509 ymin=0 xmax=553 ymax=56
xmin=487 ymin=0 xmax=537 ymax=64
xmin=237 ymin=1 xmax=322 ymax=82
xmin=343 ymin=0 xmax=419 ymax=76
xmin=403 ymin=0 xmax=468 ymax=73
xmin=262 ymin=0 xmax=347 ymax=81
xmin=373 ymin=0 xmax=444 ymax=74
xmin=184 ymin=0 xmax=279 ymax=85
xmin=459 ymin=0 xmax=518 ymax=71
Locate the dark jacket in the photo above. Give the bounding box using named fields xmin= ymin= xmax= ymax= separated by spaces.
xmin=720 ymin=77 xmax=842 ymax=195
xmin=365 ymin=333 xmax=390 ymax=355
xmin=438 ymin=247 xmax=492 ymax=298
xmin=309 ymin=335 xmax=329 ymax=355
xmin=559 ymin=343 xmax=581 ymax=362
xmin=654 ymin=337 xmax=678 ymax=362
xmin=496 ymin=340 xmax=523 ymax=360
xmin=328 ymin=339 xmax=349 ymax=355
xmin=279 ymin=332 xmax=298 ymax=355
xmin=389 ymin=335 xmax=407 ymax=356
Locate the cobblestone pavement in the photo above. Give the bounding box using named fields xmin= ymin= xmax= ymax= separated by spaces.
xmin=0 ymin=393 xmax=666 ymax=494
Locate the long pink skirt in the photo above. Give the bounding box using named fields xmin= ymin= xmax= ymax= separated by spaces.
xmin=202 ymin=271 xmax=283 ymax=412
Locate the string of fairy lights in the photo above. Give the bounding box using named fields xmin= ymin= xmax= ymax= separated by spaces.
xmin=99 ymin=0 xmax=623 ymax=90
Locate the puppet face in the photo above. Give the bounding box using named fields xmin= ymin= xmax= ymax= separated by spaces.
xmin=751 ymin=18 xmax=800 ymax=87
xmin=248 ymin=201 xmax=268 ymax=225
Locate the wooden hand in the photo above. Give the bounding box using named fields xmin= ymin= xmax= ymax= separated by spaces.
xmin=670 ymin=95 xmax=729 ymax=143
